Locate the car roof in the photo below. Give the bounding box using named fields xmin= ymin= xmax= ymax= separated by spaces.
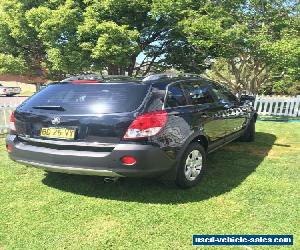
xmin=60 ymin=73 xmax=221 ymax=89
xmin=148 ymin=76 xmax=216 ymax=90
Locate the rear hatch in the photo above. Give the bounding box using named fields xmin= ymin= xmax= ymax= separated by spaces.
xmin=14 ymin=82 xmax=149 ymax=145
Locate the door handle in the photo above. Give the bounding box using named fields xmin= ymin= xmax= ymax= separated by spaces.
xmin=171 ymin=112 xmax=180 ymax=116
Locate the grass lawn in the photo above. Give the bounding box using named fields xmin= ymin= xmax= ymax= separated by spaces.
xmin=0 ymin=122 xmax=299 ymax=249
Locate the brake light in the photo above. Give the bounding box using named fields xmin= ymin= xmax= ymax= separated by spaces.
xmin=9 ymin=112 xmax=16 ymax=131
xmin=6 ymin=144 xmax=13 ymax=153
xmin=120 ymin=156 xmax=137 ymax=166
xmin=123 ymin=110 xmax=168 ymax=139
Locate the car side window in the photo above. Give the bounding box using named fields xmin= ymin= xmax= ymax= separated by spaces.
xmin=183 ymin=82 xmax=215 ymax=105
xmin=211 ymin=84 xmax=238 ymax=105
xmin=165 ymin=83 xmax=187 ymax=108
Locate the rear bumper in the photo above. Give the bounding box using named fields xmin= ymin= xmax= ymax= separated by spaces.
xmin=6 ymin=135 xmax=176 ymax=178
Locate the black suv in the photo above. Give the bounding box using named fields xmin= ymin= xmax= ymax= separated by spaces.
xmin=6 ymin=74 xmax=257 ymax=188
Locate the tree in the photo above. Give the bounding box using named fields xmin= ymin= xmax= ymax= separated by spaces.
xmin=0 ymin=0 xmax=42 ymax=77
xmin=150 ymin=0 xmax=215 ymax=74
xmin=176 ymin=0 xmax=300 ymax=94
xmin=78 ymin=0 xmax=175 ymax=76
xmin=26 ymin=0 xmax=91 ymax=78
xmin=0 ymin=0 xmax=299 ymax=84
xmin=0 ymin=0 xmax=90 ymax=80
xmin=0 ymin=0 xmax=179 ymax=77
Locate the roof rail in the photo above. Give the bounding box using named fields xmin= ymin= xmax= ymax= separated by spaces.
xmin=61 ymin=74 xmax=103 ymax=82
xmin=101 ymin=75 xmax=136 ymax=81
xmin=62 ymin=73 xmax=203 ymax=83
xmin=61 ymin=74 xmax=137 ymax=82
xmin=142 ymin=73 xmax=202 ymax=82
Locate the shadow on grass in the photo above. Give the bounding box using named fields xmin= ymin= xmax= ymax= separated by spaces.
xmin=42 ymin=132 xmax=276 ymax=204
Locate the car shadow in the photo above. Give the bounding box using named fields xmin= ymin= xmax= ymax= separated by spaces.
xmin=42 ymin=132 xmax=276 ymax=204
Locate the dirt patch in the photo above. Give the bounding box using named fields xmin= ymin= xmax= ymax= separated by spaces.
xmin=223 ymin=145 xmax=269 ymax=157
xmin=223 ymin=142 xmax=300 ymax=159
xmin=267 ymin=145 xmax=300 ymax=159
xmin=83 ymin=217 xmax=120 ymax=239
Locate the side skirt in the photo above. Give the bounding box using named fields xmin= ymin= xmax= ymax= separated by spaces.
xmin=207 ymin=130 xmax=244 ymax=154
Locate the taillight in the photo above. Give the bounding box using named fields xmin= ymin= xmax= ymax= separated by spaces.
xmin=9 ymin=112 xmax=16 ymax=131
xmin=120 ymin=156 xmax=137 ymax=166
xmin=123 ymin=110 xmax=168 ymax=139
xmin=6 ymin=144 xmax=13 ymax=153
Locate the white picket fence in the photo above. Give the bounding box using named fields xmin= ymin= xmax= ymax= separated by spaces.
xmin=0 ymin=97 xmax=27 ymax=134
xmin=254 ymin=95 xmax=300 ymax=117
xmin=0 ymin=105 xmax=17 ymax=134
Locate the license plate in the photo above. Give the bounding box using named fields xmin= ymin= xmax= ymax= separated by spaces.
xmin=40 ymin=127 xmax=76 ymax=140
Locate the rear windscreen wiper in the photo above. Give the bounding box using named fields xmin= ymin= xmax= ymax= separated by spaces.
xmin=32 ymin=105 xmax=65 ymax=111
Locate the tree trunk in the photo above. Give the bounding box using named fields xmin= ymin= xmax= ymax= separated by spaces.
xmin=108 ymin=64 xmax=129 ymax=75
xmin=127 ymin=56 xmax=137 ymax=76
xmin=119 ymin=66 xmax=126 ymax=75
xmin=107 ymin=64 xmax=119 ymax=75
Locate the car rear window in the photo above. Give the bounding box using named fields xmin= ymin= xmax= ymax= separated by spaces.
xmin=22 ymin=83 xmax=149 ymax=114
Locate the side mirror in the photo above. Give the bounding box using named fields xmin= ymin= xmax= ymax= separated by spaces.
xmin=240 ymin=95 xmax=255 ymax=106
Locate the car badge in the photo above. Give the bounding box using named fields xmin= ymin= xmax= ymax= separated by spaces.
xmin=51 ymin=116 xmax=61 ymax=125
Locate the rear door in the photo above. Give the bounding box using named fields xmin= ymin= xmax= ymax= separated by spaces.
xmin=163 ymin=82 xmax=193 ymax=146
xmin=182 ymin=81 xmax=227 ymax=142
xmin=15 ymin=82 xmax=149 ymax=144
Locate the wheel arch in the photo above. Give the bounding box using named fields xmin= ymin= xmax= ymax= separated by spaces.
xmin=160 ymin=132 xmax=209 ymax=181
xmin=176 ymin=132 xmax=209 ymax=161
xmin=190 ymin=135 xmax=209 ymax=151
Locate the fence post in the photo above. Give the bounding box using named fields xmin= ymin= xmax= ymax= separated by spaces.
xmin=0 ymin=105 xmax=18 ymax=134
xmin=273 ymin=97 xmax=279 ymax=115
xmin=296 ymin=95 xmax=300 ymax=117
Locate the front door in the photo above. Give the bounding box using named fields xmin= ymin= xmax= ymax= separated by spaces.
xmin=210 ymin=84 xmax=247 ymax=137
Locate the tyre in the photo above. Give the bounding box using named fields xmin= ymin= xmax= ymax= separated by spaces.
xmin=239 ymin=118 xmax=255 ymax=142
xmin=6 ymin=94 xmax=15 ymax=97
xmin=175 ymin=142 xmax=206 ymax=188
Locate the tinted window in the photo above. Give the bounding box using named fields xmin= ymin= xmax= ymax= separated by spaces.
xmin=166 ymin=83 xmax=187 ymax=107
xmin=183 ymin=82 xmax=214 ymax=105
xmin=211 ymin=84 xmax=238 ymax=104
xmin=22 ymin=83 xmax=149 ymax=114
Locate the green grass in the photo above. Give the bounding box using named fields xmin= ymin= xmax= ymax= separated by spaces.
xmin=0 ymin=122 xmax=299 ymax=250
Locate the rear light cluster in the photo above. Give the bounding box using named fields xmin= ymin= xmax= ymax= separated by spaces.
xmin=123 ymin=110 xmax=168 ymax=139
xmin=120 ymin=156 xmax=136 ymax=166
xmin=6 ymin=144 xmax=13 ymax=153
xmin=9 ymin=112 xmax=16 ymax=131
